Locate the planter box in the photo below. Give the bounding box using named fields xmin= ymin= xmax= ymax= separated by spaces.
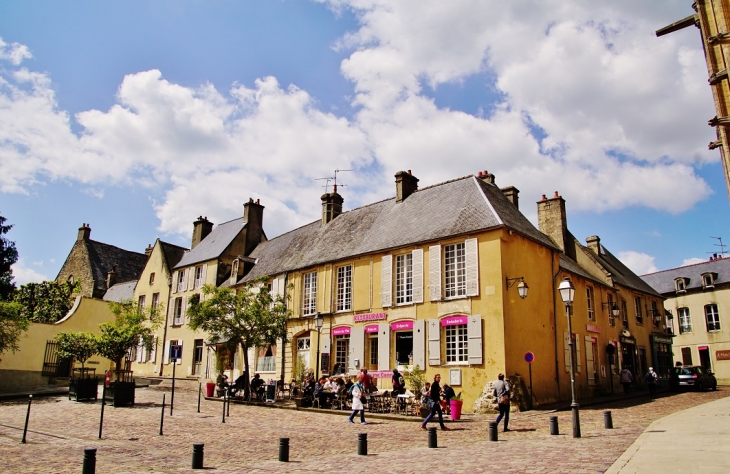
xmin=69 ymin=377 xmax=98 ymax=402
xmin=105 ymin=381 xmax=136 ymax=407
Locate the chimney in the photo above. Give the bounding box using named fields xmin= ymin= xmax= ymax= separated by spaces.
xmin=477 ymin=170 xmax=496 ymax=184
xmin=191 ymin=216 xmax=214 ymax=249
xmin=243 ymin=198 xmax=265 ymax=255
xmin=537 ymin=191 xmax=568 ymax=252
xmin=106 ymin=266 xmax=117 ymax=289
xmin=145 ymin=244 xmax=153 ymax=257
xmin=321 ymin=188 xmax=344 ymax=225
xmin=395 ymin=170 xmax=419 ymax=203
xmin=585 ymin=235 xmax=601 ymax=255
xmin=77 ymin=223 xmax=91 ymax=241
xmin=501 ymin=186 xmax=519 ymax=209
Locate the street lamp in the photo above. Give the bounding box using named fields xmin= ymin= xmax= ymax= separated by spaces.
xmin=314 ymin=313 xmax=324 ymax=381
xmin=506 ymin=275 xmax=529 ymax=299
xmin=558 ymin=277 xmax=581 ymax=438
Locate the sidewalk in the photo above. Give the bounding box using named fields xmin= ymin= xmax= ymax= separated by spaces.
xmin=606 ymin=395 xmax=730 ymax=473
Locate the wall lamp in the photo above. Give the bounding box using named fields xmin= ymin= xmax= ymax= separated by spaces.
xmin=505 ymin=275 xmax=529 ymax=299
xmin=601 ymin=301 xmax=620 ymax=318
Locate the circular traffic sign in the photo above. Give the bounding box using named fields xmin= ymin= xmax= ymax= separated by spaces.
xmin=524 ymin=351 xmax=535 ymax=364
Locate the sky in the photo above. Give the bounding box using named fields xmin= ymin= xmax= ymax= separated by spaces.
xmin=2 ymin=0 xmax=730 ymax=286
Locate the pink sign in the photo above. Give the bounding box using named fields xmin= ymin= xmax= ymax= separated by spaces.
xmin=332 ymin=326 xmax=351 ymax=336
xmin=365 ymin=324 xmax=379 ymax=334
xmin=441 ymin=316 xmax=468 ymax=326
xmin=367 ymin=370 xmax=393 ymax=379
xmin=586 ymin=324 xmax=602 ymax=333
xmin=354 ymin=312 xmax=387 ymax=323
xmin=391 ymin=320 xmax=414 ymax=331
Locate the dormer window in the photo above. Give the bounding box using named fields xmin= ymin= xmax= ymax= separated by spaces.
xmin=701 ymin=272 xmax=717 ymax=289
xmin=674 ymin=277 xmax=689 ymax=293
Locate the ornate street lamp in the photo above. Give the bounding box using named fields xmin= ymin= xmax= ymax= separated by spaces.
xmin=506 ymin=275 xmax=529 ymax=299
xmin=558 ymin=277 xmax=581 ymax=438
xmin=314 ymin=313 xmax=324 ymax=381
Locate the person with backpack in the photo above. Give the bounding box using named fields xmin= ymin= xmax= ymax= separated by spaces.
xmin=493 ymin=373 xmax=511 ymax=432
xmin=645 ymin=367 xmax=658 ymax=400
xmin=348 ymin=379 xmax=368 ymax=425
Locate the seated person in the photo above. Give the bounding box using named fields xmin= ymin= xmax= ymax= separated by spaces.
xmin=216 ymin=374 xmax=229 ymax=397
xmin=290 ymin=379 xmax=299 ymax=398
xmin=441 ymin=383 xmax=456 ymax=414
xmin=250 ymin=373 xmax=265 ymax=400
xmin=345 ymin=377 xmax=354 ymax=392
xmin=302 ymin=377 xmax=315 ymax=403
xmin=232 ymin=374 xmax=247 ymax=396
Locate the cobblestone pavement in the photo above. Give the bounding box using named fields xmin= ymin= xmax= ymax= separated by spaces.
xmin=0 ymin=381 xmax=726 ymax=473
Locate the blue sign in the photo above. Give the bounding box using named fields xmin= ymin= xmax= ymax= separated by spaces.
xmin=170 ymin=344 xmax=183 ymax=361
xmin=524 ymin=351 xmax=535 ymax=364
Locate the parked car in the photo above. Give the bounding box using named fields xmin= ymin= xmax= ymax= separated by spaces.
xmin=670 ymin=365 xmax=717 ymax=391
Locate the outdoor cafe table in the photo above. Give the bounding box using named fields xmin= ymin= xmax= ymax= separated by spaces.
xmin=367 ymin=391 xmax=389 ymax=413
xmin=396 ymin=394 xmax=414 ymax=415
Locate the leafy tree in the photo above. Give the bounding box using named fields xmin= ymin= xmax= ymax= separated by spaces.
xmin=14 ymin=279 xmax=80 ymax=323
xmin=0 ymin=213 xmax=18 ymax=301
xmin=188 ymin=281 xmax=290 ymax=400
xmin=0 ymin=301 xmax=29 ymax=361
xmin=54 ymin=331 xmax=97 ymax=370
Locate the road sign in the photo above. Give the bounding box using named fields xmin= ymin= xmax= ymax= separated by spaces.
xmin=524 ymin=351 xmax=535 ymax=364
xmin=170 ymin=344 xmax=182 ymax=361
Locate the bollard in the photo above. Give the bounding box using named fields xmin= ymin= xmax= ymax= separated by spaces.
xmin=489 ymin=422 xmax=498 ymax=442
xmin=159 ymin=394 xmax=165 ymax=436
xmin=197 ymin=382 xmax=201 ymax=413
xmin=428 ymin=427 xmax=438 ymax=448
xmin=21 ymin=394 xmax=32 ymax=444
xmin=227 ymin=390 xmax=231 ymax=417
xmin=99 ymin=385 xmax=106 ymax=440
xmin=82 ymin=447 xmax=97 ymax=474
xmin=550 ymin=416 xmax=559 ymax=435
xmin=192 ymin=443 xmax=204 ymax=469
xmin=221 ymin=392 xmax=226 ymax=423
xmin=279 ymin=438 xmax=290 ymax=462
xmin=357 ymin=433 xmax=367 ymax=456
xmin=604 ymin=410 xmax=613 ymax=429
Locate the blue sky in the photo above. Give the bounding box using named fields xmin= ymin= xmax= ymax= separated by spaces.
xmin=2 ymin=0 xmax=729 ymax=285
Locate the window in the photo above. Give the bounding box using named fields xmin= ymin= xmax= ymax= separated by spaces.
xmin=621 ymin=300 xmax=628 ymax=328
xmin=336 ymin=265 xmax=352 ymax=312
xmin=193 ymin=340 xmax=204 ymax=375
xmin=651 ymin=301 xmax=660 ymax=327
xmin=586 ymin=287 xmax=594 ymax=320
xmin=445 ymin=324 xmax=468 ymax=363
xmin=675 ymin=277 xmax=687 ymax=293
xmin=634 ymin=297 xmax=643 ymax=325
xmin=681 ymin=347 xmax=693 ymax=366
xmin=395 ymin=253 xmax=413 ymax=304
xmin=335 ymin=335 xmax=349 ymax=370
xmin=173 ymin=297 xmax=183 ymax=325
xmin=149 ymin=272 xmax=155 ymax=285
xmin=231 ymin=259 xmax=239 ymax=282
xmin=678 ymin=307 xmax=692 ymax=334
xmin=256 ymin=344 xmax=276 ymax=372
xmin=369 ymin=336 xmax=378 ymax=367
xmin=607 ymin=294 xmax=616 ymax=327
xmin=151 ymin=293 xmax=160 ymax=309
xmin=444 ymin=243 xmax=466 ymax=298
xmin=194 ymin=265 xmax=205 ymax=289
xmin=705 ymin=304 xmax=721 ymax=332
xmin=177 ymin=270 xmax=186 ymax=292
xmin=302 ymin=271 xmax=317 ymax=316
xmin=138 ymin=295 xmax=146 ymax=309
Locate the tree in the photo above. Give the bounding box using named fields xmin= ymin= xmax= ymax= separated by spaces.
xmin=187 ymin=281 xmax=290 ymax=400
xmin=0 ymin=213 xmax=18 ymax=301
xmin=95 ymin=300 xmax=162 ymax=379
xmin=0 ymin=301 xmax=29 ymax=361
xmin=14 ymin=279 xmax=80 ymax=323
xmin=54 ymin=332 xmax=97 ymax=370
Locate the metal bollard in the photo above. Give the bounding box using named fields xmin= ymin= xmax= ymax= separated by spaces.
xmin=358 ymin=433 xmax=367 ymax=456
xmin=82 ymin=448 xmax=97 ymax=474
xmin=192 ymin=443 xmax=204 ymax=469
xmin=279 ymin=438 xmax=290 ymax=462
xmin=550 ymin=416 xmax=559 ymax=435
xmin=604 ymin=410 xmax=613 ymax=429
xmin=21 ymin=394 xmax=32 ymax=444
xmin=489 ymin=422 xmax=498 ymax=441
xmin=428 ymin=427 xmax=438 ymax=448
xmin=197 ymin=382 xmax=201 ymax=413
xmin=221 ymin=392 xmax=226 ymax=423
xmin=159 ymin=394 xmax=165 ymax=436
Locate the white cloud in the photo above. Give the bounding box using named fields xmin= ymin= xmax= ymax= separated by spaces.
xmin=11 ymin=258 xmax=48 ymax=285
xmin=618 ymin=250 xmax=658 ymax=275
xmin=682 ymin=257 xmax=706 ymax=267
xmin=0 ymin=38 xmax=32 ymax=65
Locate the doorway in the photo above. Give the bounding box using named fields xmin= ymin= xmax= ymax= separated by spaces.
xmin=699 ymin=347 xmax=712 ymax=371
xmin=395 ymin=331 xmax=413 ymax=366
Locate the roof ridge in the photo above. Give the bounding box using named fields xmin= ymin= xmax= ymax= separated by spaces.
xmin=642 ymin=257 xmax=723 ymax=276
xmin=87 ymin=239 xmax=146 ymax=257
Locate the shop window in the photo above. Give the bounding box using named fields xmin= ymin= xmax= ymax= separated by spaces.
xmin=369 ymin=336 xmax=378 ymax=368
xmin=705 ymin=304 xmax=721 ymax=332
xmin=395 ymin=330 xmax=413 ymax=365
xmin=302 ymin=271 xmax=317 ymax=316
xmin=678 ymin=307 xmax=692 ymax=334
xmin=336 ymin=265 xmax=352 ymax=312
xmin=445 ymin=324 xmax=468 ymax=363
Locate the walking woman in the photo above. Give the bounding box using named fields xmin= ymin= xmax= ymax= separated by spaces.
xmin=348 ymin=379 xmax=368 ymax=425
xmin=421 ymin=374 xmax=451 ymax=431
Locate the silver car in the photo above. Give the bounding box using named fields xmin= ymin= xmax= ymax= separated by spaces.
xmin=672 ymin=366 xmax=718 ymax=391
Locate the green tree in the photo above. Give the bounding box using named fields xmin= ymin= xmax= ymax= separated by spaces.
xmin=0 ymin=301 xmax=29 ymax=361
xmin=13 ymin=279 xmax=80 ymax=323
xmin=54 ymin=331 xmax=97 ymax=370
xmin=0 ymin=213 xmax=18 ymax=301
xmin=187 ymin=281 xmax=290 ymax=400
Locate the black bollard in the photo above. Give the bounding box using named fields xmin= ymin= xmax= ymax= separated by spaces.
xmin=159 ymin=394 xmax=166 ymax=436
xmin=221 ymin=392 xmax=226 ymax=423
xmin=357 ymin=433 xmax=367 ymax=456
xmin=82 ymin=447 xmax=97 ymax=474
xmin=279 ymin=438 xmax=290 ymax=462
xmin=428 ymin=427 xmax=438 ymax=448
xmin=604 ymin=410 xmax=613 ymax=429
xmin=550 ymin=416 xmax=559 ymax=435
xmin=489 ymin=422 xmax=498 ymax=442
xmin=227 ymin=390 xmax=231 ymax=417
xmin=197 ymin=382 xmax=201 ymax=413
xmin=99 ymin=385 xmax=106 ymax=440
xmin=192 ymin=443 xmax=204 ymax=469
xmin=21 ymin=395 xmax=32 ymax=444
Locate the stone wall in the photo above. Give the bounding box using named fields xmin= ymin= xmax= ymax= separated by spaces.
xmin=472 ymin=375 xmax=533 ymax=413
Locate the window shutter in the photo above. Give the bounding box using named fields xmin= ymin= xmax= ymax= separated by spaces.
xmin=381 ymin=255 xmax=392 ymax=308
xmin=272 ymin=277 xmax=280 ymax=296
xmin=465 ymin=237 xmax=479 ymax=296
xmin=135 ymin=337 xmax=143 ymax=363
xmin=429 ymin=246 xmax=441 ymax=301
xmin=467 ymin=316 xmax=483 ymax=365
xmin=576 ymin=338 xmax=581 ymax=373
xmin=177 ymin=341 xmax=183 ymax=365
xmin=149 ymin=336 xmax=157 ymax=363
xmin=412 ymin=249 xmax=424 ymax=304
xmin=182 ymin=296 xmax=188 ymax=323
xmin=320 ymin=335 xmax=331 ymax=355
xmin=378 ymin=322 xmax=390 ymax=370
xmin=413 ymin=320 xmax=426 ymax=368
xmin=585 ymin=336 xmax=595 ymax=385
xmin=164 ymin=342 xmax=170 ymax=365
xmin=168 ymin=301 xmax=176 ymax=327
xmin=349 ymin=326 xmax=365 ymax=373
xmin=171 ymin=271 xmax=178 ymax=294
xmin=563 ymin=332 xmax=570 ymax=372
xmin=201 ymin=264 xmax=207 ymax=287
xmin=428 ymin=318 xmax=441 ymax=366
xmin=187 ymin=268 xmax=195 ymax=291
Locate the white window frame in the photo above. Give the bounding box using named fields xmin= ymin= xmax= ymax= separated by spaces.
xmin=336 ymin=265 xmax=352 ymax=312
xmin=705 ymin=304 xmax=721 ymax=332
xmin=634 ymin=297 xmax=643 ymax=325
xmin=151 ymin=292 xmax=160 ymax=310
xmin=444 ymin=243 xmax=466 ymax=299
xmin=138 ymin=295 xmax=146 ymax=309
xmin=678 ymin=307 xmax=692 ymax=334
xmin=173 ymin=297 xmax=184 ymax=326
xmin=445 ymin=324 xmax=468 ymax=363
xmin=586 ymin=287 xmax=594 ymax=321
xmin=395 ymin=253 xmax=413 ymax=305
xmin=194 ymin=265 xmax=204 ymax=289
xmin=702 ymin=273 xmax=715 ymax=289
xmin=675 ymin=278 xmax=687 ymax=293
xmin=302 ymin=271 xmax=317 ymax=316
xmin=176 ymin=270 xmax=186 ymax=293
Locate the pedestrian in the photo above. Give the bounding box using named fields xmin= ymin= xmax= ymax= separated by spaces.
xmin=348 ymin=379 xmax=368 ymax=425
xmin=360 ymin=369 xmax=372 ymax=393
xmin=493 ymin=373 xmax=510 ymax=432
xmin=645 ymin=366 xmax=658 ymax=399
xmin=421 ymin=374 xmax=451 ymax=431
xmin=392 ymin=368 xmax=405 ymax=395
xmin=620 ymin=368 xmax=633 ymax=394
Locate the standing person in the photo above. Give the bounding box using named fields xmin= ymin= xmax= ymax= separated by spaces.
xmin=421 ymin=374 xmax=451 ymax=431
xmin=348 ymin=379 xmax=368 ymax=425
xmin=645 ymin=367 xmax=658 ymax=399
xmin=620 ymin=368 xmax=633 ymax=394
xmin=492 ymin=373 xmax=511 ymax=432
xmin=392 ymin=369 xmax=405 ymax=395
xmin=360 ymin=369 xmax=372 ymax=393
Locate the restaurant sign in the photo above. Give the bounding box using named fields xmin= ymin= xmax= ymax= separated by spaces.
xmin=441 ymin=315 xmax=469 ymax=326
xmin=391 ymin=320 xmax=414 ymax=331
xmin=716 ymin=350 xmax=730 ymax=361
xmin=586 ymin=324 xmax=601 ymax=333
xmin=332 ymin=326 xmax=351 ymax=336
xmin=354 ymin=312 xmax=387 ymax=323
xmin=365 ymin=324 xmax=379 ymax=334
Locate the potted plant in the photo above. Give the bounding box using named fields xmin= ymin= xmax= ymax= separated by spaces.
xmin=404 ymin=365 xmax=429 ymax=417
xmin=55 ymin=331 xmax=98 ymax=401
xmin=450 ymin=391 xmax=464 ymax=420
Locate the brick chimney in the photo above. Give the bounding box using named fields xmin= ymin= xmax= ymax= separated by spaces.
xmin=191 ymin=216 xmax=213 ymax=249
xmin=477 ymin=170 xmax=496 ymax=184
xmin=321 ymin=187 xmax=344 ymax=225
xmin=77 ymin=223 xmax=91 ymax=241
xmin=501 ymin=186 xmax=519 ymax=209
xmin=145 ymin=244 xmax=153 ymax=257
xmin=537 ymin=192 xmax=568 ymax=252
xmin=586 ymin=235 xmax=602 ymax=255
xmin=106 ymin=266 xmax=117 ymax=289
xmin=243 ymin=198 xmax=265 ymax=255
xmin=395 ymin=170 xmax=419 ymax=203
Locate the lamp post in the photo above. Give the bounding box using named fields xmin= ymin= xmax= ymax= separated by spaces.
xmin=558 ymin=277 xmax=580 ymax=438
xmin=314 ymin=313 xmax=324 ymax=381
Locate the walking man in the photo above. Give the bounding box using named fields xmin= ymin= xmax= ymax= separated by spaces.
xmin=493 ymin=373 xmax=510 ymax=432
xmin=421 ymin=374 xmax=450 ymax=431
xmin=645 ymin=366 xmax=658 ymax=400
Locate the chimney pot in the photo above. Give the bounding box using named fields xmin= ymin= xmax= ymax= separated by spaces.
xmin=542 ymin=194 xmax=547 ymax=200
xmin=77 ymin=223 xmax=91 ymax=241
xmin=395 ymin=170 xmax=419 ymax=203
xmin=191 ymin=216 xmax=214 ymax=249
xmin=554 ymin=191 xmax=559 ymax=198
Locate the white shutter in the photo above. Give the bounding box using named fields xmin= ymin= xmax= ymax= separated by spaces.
xmin=135 ymin=337 xmax=143 ymax=362
xmin=465 ymin=238 xmax=479 ymax=297
xmin=187 ymin=268 xmax=195 ymax=291
xmin=182 ymin=296 xmax=188 ymax=323
xmin=171 ymin=271 xmax=178 ymax=294
xmin=412 ymin=249 xmax=424 ymax=304
xmin=585 ymin=336 xmax=595 ymax=386
xmin=350 ymin=325 xmax=365 ymax=373
xmin=321 ymin=335 xmax=331 ymax=355
xmin=467 ymin=316 xmax=483 ymax=365
xmin=149 ymin=336 xmax=157 ymax=363
xmin=564 ymin=332 xmax=570 ymax=372
xmin=176 ymin=341 xmax=183 ymax=365
xmin=413 ymin=320 xmax=426 ymax=369
xmin=168 ymin=300 xmax=176 ymax=327
xmin=272 ymin=277 xmax=280 ymax=297
xmin=164 ymin=342 xmax=170 ymax=365
xmin=378 ymin=322 xmax=390 ymax=370
xmin=429 ymin=245 xmax=441 ymax=301
xmin=201 ymin=264 xmax=207 ymax=286
xmin=381 ymin=255 xmax=392 ymax=308
xmin=576 ymin=338 xmax=582 ymax=373
xmin=428 ymin=318 xmax=441 ymax=366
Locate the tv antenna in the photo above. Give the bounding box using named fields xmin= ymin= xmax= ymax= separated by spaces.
xmin=315 ymin=169 xmax=352 ymax=193
xmin=709 ymin=236 xmax=728 ymax=256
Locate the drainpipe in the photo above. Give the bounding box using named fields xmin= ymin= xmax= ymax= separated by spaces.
xmin=551 ymin=249 xmax=562 ymax=402
xmin=159 ymin=279 xmax=172 ymax=377
xmin=280 ymin=272 xmax=288 ymax=382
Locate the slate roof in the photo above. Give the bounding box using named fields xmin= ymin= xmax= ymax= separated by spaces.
xmin=641 ymin=257 xmax=730 ymax=294
xmin=559 ymin=254 xmax=606 ymax=286
xmin=242 ymin=175 xmax=558 ymax=282
xmin=103 ymin=281 xmax=137 ymax=302
xmin=159 ymin=240 xmax=187 ymax=271
xmin=582 ymin=242 xmax=662 ymax=297
xmin=85 ymin=240 xmax=148 ymax=293
xmin=174 ymin=218 xmax=246 ymax=269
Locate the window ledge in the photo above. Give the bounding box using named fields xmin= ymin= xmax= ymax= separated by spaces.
xmin=443 ymin=361 xmax=469 ymax=367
